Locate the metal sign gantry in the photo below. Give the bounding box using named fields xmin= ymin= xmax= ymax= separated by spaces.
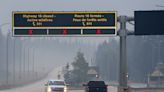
xmin=118 ymin=16 xmax=134 ymax=92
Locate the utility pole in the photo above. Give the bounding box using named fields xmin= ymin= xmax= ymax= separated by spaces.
xmin=0 ymin=23 xmax=10 ymax=86
xmin=118 ymin=16 xmax=134 ymax=92
xmin=27 ymin=47 xmax=30 ymax=80
xmin=13 ymin=37 xmax=16 ymax=86
xmin=6 ymin=32 xmax=9 ymax=85
xmin=23 ymin=45 xmax=26 ymax=81
xmin=32 ymin=47 xmax=35 ymax=80
xmin=19 ymin=40 xmax=22 ymax=80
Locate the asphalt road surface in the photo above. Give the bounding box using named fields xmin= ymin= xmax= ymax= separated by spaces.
xmin=0 ymin=66 xmax=117 ymax=92
xmin=0 ymin=66 xmax=85 ymax=92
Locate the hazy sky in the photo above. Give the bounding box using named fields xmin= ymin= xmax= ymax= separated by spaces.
xmin=0 ymin=0 xmax=164 ymax=43
xmin=1 ymin=0 xmax=164 ymax=24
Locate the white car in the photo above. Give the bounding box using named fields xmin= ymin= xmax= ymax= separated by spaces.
xmin=45 ymin=80 xmax=67 ymax=92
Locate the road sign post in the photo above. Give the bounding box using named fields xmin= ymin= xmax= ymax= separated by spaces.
xmin=118 ymin=16 xmax=128 ymax=88
xmin=118 ymin=16 xmax=134 ymax=92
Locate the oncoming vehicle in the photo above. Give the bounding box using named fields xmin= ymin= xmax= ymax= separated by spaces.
xmin=45 ymin=80 xmax=67 ymax=92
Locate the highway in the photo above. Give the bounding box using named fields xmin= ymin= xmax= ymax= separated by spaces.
xmin=0 ymin=66 xmax=117 ymax=92
xmin=0 ymin=66 xmax=74 ymax=92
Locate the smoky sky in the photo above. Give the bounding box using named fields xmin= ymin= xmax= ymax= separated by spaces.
xmin=0 ymin=0 xmax=164 ymax=24
xmin=0 ymin=0 xmax=163 ymax=43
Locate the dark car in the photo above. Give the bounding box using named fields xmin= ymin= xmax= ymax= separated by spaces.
xmin=83 ymin=81 xmax=108 ymax=92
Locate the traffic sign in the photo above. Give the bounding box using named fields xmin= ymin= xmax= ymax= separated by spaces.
xmin=135 ymin=10 xmax=164 ymax=35
xmin=12 ymin=11 xmax=117 ymax=36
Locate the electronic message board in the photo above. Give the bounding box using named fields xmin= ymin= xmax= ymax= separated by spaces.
xmin=135 ymin=10 xmax=164 ymax=35
xmin=12 ymin=11 xmax=117 ymax=36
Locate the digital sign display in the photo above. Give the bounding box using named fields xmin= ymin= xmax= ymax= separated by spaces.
xmin=12 ymin=11 xmax=117 ymax=36
xmin=135 ymin=10 xmax=164 ymax=35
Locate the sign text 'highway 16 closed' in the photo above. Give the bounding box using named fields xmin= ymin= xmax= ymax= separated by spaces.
xmin=12 ymin=11 xmax=117 ymax=36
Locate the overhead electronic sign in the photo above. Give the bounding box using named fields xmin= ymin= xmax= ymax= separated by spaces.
xmin=135 ymin=10 xmax=164 ymax=35
xmin=12 ymin=11 xmax=117 ymax=36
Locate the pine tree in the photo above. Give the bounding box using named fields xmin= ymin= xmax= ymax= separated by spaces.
xmin=71 ymin=51 xmax=89 ymax=85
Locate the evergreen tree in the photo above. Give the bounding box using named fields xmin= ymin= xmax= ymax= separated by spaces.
xmin=71 ymin=51 xmax=89 ymax=85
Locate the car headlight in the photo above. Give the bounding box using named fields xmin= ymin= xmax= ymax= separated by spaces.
xmin=47 ymin=87 xmax=52 ymax=92
xmin=64 ymin=87 xmax=67 ymax=92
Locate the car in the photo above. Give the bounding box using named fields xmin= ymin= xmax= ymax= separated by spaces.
xmin=83 ymin=81 xmax=108 ymax=92
xmin=45 ymin=79 xmax=67 ymax=92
